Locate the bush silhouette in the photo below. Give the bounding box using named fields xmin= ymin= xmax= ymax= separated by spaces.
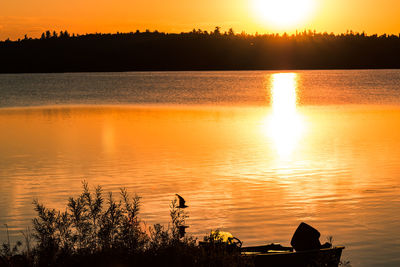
xmin=1 ymin=182 xmax=252 ymax=267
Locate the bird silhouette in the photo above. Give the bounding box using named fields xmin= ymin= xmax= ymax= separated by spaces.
xmin=175 ymin=194 xmax=188 ymax=208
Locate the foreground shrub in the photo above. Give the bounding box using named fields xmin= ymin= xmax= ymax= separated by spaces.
xmin=1 ymin=182 xmax=253 ymax=267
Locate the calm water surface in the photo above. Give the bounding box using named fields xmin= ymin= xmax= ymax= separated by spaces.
xmin=1 ymin=70 xmax=400 ymax=266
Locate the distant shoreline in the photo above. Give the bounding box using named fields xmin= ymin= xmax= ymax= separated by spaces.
xmin=1 ymin=29 xmax=400 ymax=73
xmin=1 ymin=67 xmax=400 ymax=75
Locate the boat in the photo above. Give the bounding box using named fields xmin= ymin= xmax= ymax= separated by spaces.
xmin=204 ymin=223 xmax=345 ymax=267
xmin=241 ymin=243 xmax=345 ymax=267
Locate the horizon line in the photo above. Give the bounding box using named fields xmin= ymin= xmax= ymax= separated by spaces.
xmin=2 ymin=27 xmax=400 ymax=42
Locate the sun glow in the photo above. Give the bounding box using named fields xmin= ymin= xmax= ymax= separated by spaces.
xmin=253 ymin=0 xmax=316 ymax=28
xmin=263 ymin=73 xmax=305 ymax=158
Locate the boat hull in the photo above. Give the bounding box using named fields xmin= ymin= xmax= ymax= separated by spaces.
xmin=244 ymin=246 xmax=344 ymax=267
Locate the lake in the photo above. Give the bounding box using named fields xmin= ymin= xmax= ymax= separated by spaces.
xmin=1 ymin=70 xmax=400 ymax=266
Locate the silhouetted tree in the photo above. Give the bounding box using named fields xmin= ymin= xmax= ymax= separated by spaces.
xmin=213 ymin=26 xmax=221 ymax=35
xmin=1 ymin=27 xmax=400 ymax=73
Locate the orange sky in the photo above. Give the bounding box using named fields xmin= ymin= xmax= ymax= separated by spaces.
xmin=1 ymin=0 xmax=400 ymax=40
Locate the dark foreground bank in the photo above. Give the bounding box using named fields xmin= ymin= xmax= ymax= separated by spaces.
xmin=1 ymin=29 xmax=400 ymax=73
xmin=0 ymin=183 xmax=348 ymax=267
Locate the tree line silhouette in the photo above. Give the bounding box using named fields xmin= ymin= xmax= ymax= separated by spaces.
xmin=1 ymin=27 xmax=400 ymax=73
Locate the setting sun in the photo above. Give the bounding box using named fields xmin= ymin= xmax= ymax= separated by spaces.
xmin=253 ymin=0 xmax=316 ymax=28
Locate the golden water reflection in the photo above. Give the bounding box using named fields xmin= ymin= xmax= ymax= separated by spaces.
xmin=1 ymin=104 xmax=400 ymax=267
xmin=263 ymin=73 xmax=305 ymax=158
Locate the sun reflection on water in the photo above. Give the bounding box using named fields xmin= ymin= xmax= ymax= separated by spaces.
xmin=264 ymin=73 xmax=305 ymax=158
